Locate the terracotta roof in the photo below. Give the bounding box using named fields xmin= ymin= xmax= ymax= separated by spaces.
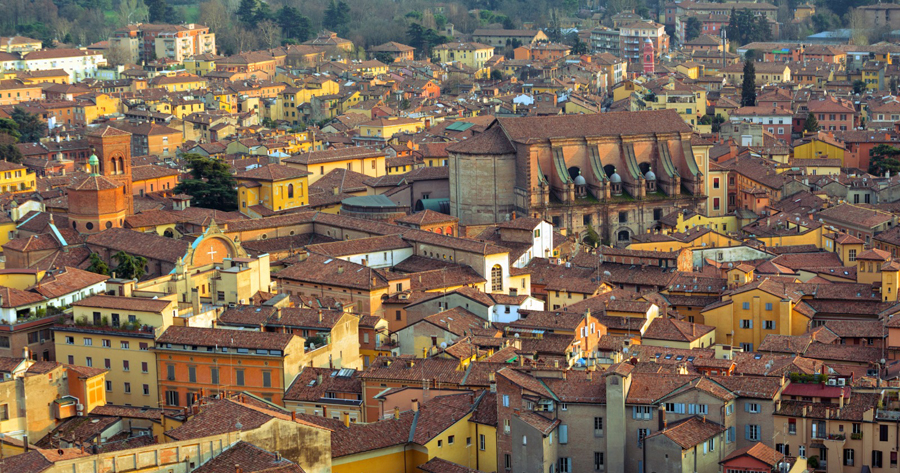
xmin=283 ymin=366 xmax=361 ymax=402
xmin=156 ymin=326 xmax=297 ymax=351
xmin=165 ymin=398 xmax=327 ymax=441
xmin=284 ymin=147 xmax=384 ymax=165
xmin=642 ymin=317 xmax=715 ymax=342
xmin=85 ymin=229 xmax=189 ymax=264
xmin=646 ymin=416 xmax=725 ymax=449
xmin=0 ymin=285 xmax=45 ymax=308
xmin=193 ymin=441 xmax=304 ymax=473
xmin=419 ymin=307 xmax=486 ymax=336
xmin=275 ymin=253 xmax=389 ymax=290
xmin=73 ymin=294 xmax=172 ymax=313
xmin=722 ymin=442 xmax=782 ymax=467
xmin=359 ymin=356 xmax=465 ymax=384
xmin=234 ymin=164 xmax=310 ymax=182
xmin=418 ymin=458 xmax=485 ymax=473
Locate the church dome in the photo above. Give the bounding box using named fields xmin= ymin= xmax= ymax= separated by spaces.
xmin=573 ymin=173 xmax=587 ymax=185
xmin=645 ymin=167 xmax=656 ymax=180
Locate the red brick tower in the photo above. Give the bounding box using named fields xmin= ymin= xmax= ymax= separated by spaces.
xmin=642 ymin=38 xmax=655 ymax=75
xmin=86 ymin=126 xmax=134 ymax=215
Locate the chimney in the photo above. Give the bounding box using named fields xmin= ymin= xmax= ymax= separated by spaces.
xmin=840 ymin=392 xmax=845 ymax=408
xmin=342 ymin=411 xmax=350 ymax=427
xmin=393 ymin=406 xmax=400 ymax=420
xmin=659 ymin=405 xmax=667 ymax=430
xmin=411 ymin=399 xmax=419 ymax=412
xmin=316 ymin=373 xmax=323 ymax=385
xmin=23 ymin=435 xmax=28 ymax=452
xmin=235 ymin=465 xmax=242 ymax=473
xmin=291 ymin=411 xmax=296 ymax=421
xmin=317 ymin=310 xmax=323 ymax=323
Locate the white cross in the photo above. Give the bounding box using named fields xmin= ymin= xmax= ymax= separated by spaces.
xmin=207 ymin=247 xmax=217 ymax=260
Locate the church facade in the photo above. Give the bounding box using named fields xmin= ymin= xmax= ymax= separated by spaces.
xmin=447 ymin=110 xmax=713 ymax=245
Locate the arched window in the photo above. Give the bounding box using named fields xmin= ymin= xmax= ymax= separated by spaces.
xmin=287 ymin=183 xmax=294 ymax=198
xmin=110 ymin=159 xmax=117 ymax=174
xmin=618 ymin=230 xmax=630 ymax=242
xmin=118 ymin=157 xmax=125 ymax=175
xmin=491 ymin=264 xmax=502 ymax=292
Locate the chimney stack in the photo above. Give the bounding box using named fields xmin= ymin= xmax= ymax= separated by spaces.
xmin=411 ymin=399 xmax=419 ymax=412
xmin=393 ymin=406 xmax=400 ymax=420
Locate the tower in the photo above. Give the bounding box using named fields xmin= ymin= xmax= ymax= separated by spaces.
xmin=642 ymin=38 xmax=655 ymax=75
xmin=86 ymin=126 xmax=134 ymax=215
xmin=67 ymin=153 xmax=127 ymax=234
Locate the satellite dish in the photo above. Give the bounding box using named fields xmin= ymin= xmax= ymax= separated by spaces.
xmin=440 ymin=342 xmax=448 ymax=349
xmin=514 ymin=333 xmax=520 ymax=338
xmin=610 ymin=296 xmax=616 ymax=301
xmin=881 ymin=358 xmax=887 ymax=365
xmin=603 ymin=271 xmax=611 ymax=277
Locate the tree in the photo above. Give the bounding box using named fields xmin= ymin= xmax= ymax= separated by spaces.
xmin=323 ymin=0 xmax=351 ymax=37
xmin=0 ymin=144 xmax=23 ymax=163
xmin=0 ymin=118 xmax=21 ymax=141
xmin=256 ymin=20 xmax=281 ymax=48
xmin=112 ymin=250 xmax=147 ymax=280
xmin=146 ymin=0 xmax=166 ymax=23
xmin=174 ymin=153 xmax=238 ymax=211
xmin=490 ymin=69 xmax=503 ymax=80
xmin=869 ymin=144 xmax=900 ymax=176
xmin=741 ymin=60 xmax=756 ymax=107
xmin=804 ymin=112 xmax=819 ymax=133
xmin=727 ymin=9 xmax=772 ymax=47
xmin=117 ymin=0 xmax=148 ymax=25
xmin=684 ymin=16 xmax=702 ymax=42
xmin=373 ymin=51 xmax=394 ymax=64
xmin=853 ymin=79 xmax=867 ymax=95
xmin=10 ymin=108 xmax=45 ymax=143
xmin=277 ymin=6 xmax=312 ymax=42
xmin=105 ymin=43 xmax=133 ymax=66
xmin=200 ymin=0 xmax=230 ymax=34
xmin=86 ymin=253 xmax=109 ymax=276
xmin=236 ymin=0 xmax=258 ymax=26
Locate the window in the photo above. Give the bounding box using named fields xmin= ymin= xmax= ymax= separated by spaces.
xmin=263 ymin=371 xmax=272 ymax=387
xmin=86 ymin=357 xmax=93 ymax=367
xmin=594 ymin=417 xmax=604 ymax=436
xmin=713 ymin=197 xmax=720 ymax=211
xmin=873 ymin=450 xmax=884 ymax=468
xmin=707 ymin=437 xmax=715 ymax=453
xmin=740 ymin=342 xmax=754 ymax=351
xmin=789 ymin=418 xmax=797 ymax=434
xmin=881 ymin=424 xmax=889 ymax=442
xmin=236 ymin=369 xmax=245 ymax=386
xmin=765 ymin=302 xmax=773 ymax=311
xmin=558 ymin=458 xmax=571 ymax=473
xmin=594 ymin=452 xmax=604 ymax=470
xmin=84 ymin=338 xmax=93 ymax=346
xmin=713 ymin=178 xmax=720 ymax=189
xmin=764 ymin=320 xmax=775 ymax=330
xmin=502 ymin=394 xmax=509 ymax=407
xmin=560 ymin=424 xmax=568 ymax=444
xmin=188 ymin=366 xmax=196 ymax=382
xmin=124 ymin=382 xmax=131 ymax=394
xmin=211 ymin=368 xmax=219 ymax=385
xmin=141 ymin=362 xmax=148 ymax=373
xmin=102 ymin=339 xmax=111 ymax=348
xmin=121 ymin=341 xmax=129 ymax=349
xmin=637 ymin=428 xmax=650 ymax=446
xmin=746 ymin=424 xmax=760 ymax=441
xmin=167 ymin=365 xmax=175 ymax=380
xmin=65 ymin=336 xmax=74 ymax=345
xmin=742 ymin=302 xmax=750 ymax=310
xmin=491 ymin=265 xmax=503 ymax=292
xmin=105 ymin=358 xmax=111 ymax=369
xmin=746 ymin=402 xmax=761 ymax=413
xmin=853 ymin=423 xmax=861 ymax=435
xmin=166 ymin=390 xmax=179 ymax=406
xmin=505 ymin=454 xmax=511 ymax=470
xmin=396 ymin=310 xmax=402 ymax=321
xmin=845 ymin=448 xmax=855 ymax=466
xmin=143 ymin=384 xmax=150 ymax=395
xmin=123 ymin=360 xmax=130 ymax=371
xmin=619 ymin=211 xmax=627 ymax=223
xmin=106 ymin=380 xmax=112 ymax=391
xmin=633 ymin=406 xmax=652 ymax=420
xmin=140 ymin=342 xmax=149 ymax=350
xmin=479 ymin=434 xmax=486 ymax=450
xmin=740 ymin=319 xmax=752 ymax=329
xmin=849 ymin=249 xmax=857 ymax=262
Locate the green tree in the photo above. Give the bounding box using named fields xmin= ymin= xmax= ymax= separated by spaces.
xmin=0 ymin=144 xmax=23 ymax=163
xmin=684 ymin=16 xmax=702 ymax=42
xmin=86 ymin=252 xmax=109 ymax=276
xmin=10 ymin=107 xmax=44 ymax=143
xmin=490 ymin=69 xmax=504 ymax=80
xmin=174 ymin=153 xmax=238 ymax=211
xmin=373 ymin=51 xmax=394 ymax=64
xmin=804 ymin=112 xmax=819 ymax=133
xmin=277 ymin=6 xmax=312 ymax=42
xmin=237 ymin=0 xmax=258 ymax=26
xmin=869 ymin=144 xmax=900 ymax=176
xmin=741 ymin=60 xmax=756 ymax=107
xmin=853 ymin=79 xmax=867 ymax=95
xmin=727 ymin=9 xmax=772 ymax=47
xmin=112 ymin=251 xmax=147 ymax=280
xmin=146 ymin=0 xmax=166 ymax=22
xmin=323 ymin=0 xmax=351 ymax=37
xmin=0 ymin=118 xmax=21 ymax=141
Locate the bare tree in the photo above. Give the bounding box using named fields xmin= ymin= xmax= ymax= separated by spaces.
xmin=105 ymin=43 xmax=134 ymax=66
xmin=117 ymin=0 xmax=148 ymax=26
xmin=256 ymin=20 xmax=282 ymax=49
xmin=850 ymin=9 xmax=869 ymax=46
xmin=199 ymin=0 xmax=230 ymax=33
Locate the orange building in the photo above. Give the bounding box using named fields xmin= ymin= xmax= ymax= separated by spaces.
xmin=0 ymin=79 xmax=42 ymax=106
xmin=131 ymin=165 xmax=180 ymax=196
xmin=64 ymin=364 xmax=108 ymax=414
xmin=513 ymin=42 xmax=572 ymax=61
xmin=87 ymin=126 xmax=134 ymax=214
xmin=155 ymin=326 xmax=305 ymax=407
xmin=67 ymin=164 xmax=128 ymax=234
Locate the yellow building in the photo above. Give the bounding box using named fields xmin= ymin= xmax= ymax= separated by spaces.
xmin=280 ymin=79 xmax=341 ymax=124
xmin=234 ymin=163 xmax=310 ymax=217
xmin=433 ymin=42 xmax=495 ymax=76
xmin=55 ymin=294 xmax=177 ymax=407
xmin=148 ymin=74 xmax=208 ymax=93
xmin=700 ymin=279 xmax=808 ymax=351
xmin=284 ymin=147 xmax=386 ymax=185
xmin=824 ymin=232 xmax=864 ymax=266
xmin=707 ymin=163 xmax=730 ymax=217
xmin=76 ymin=93 xmax=120 ymax=125
xmin=183 ymin=54 xmax=220 ymax=76
xmin=14 ymin=69 xmax=70 ymax=85
xmin=357 ymin=117 xmax=425 ymax=143
xmin=0 ymin=161 xmax=36 ymax=194
xmin=644 ymin=81 xmax=708 ymax=126
xmin=791 ymin=136 xmax=846 ymax=164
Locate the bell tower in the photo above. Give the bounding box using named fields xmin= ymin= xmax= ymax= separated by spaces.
xmin=642 ymin=38 xmax=655 ymax=75
xmin=87 ymin=126 xmax=134 ymax=215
